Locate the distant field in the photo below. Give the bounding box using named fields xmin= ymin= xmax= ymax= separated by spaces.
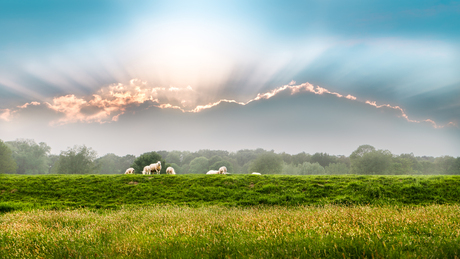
xmin=1 ymin=205 xmax=459 ymax=258
xmin=1 ymin=174 xmax=460 ymax=212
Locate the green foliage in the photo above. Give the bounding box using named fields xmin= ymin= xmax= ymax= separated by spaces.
xmin=131 ymin=152 xmax=165 ymax=174
xmin=311 ymin=152 xmax=337 ymax=167
xmin=280 ymin=152 xmax=292 ymax=164
xmin=56 ymin=145 xmax=98 ymax=174
xmin=165 ymin=151 xmax=181 ymax=165
xmin=350 ymin=145 xmax=393 ymax=174
xmin=248 ymin=152 xmax=282 ymax=174
xmin=1 ymin=140 xmax=458 ymax=178
xmin=235 ymin=148 xmax=266 ymax=167
xmin=350 ymin=144 xmax=376 ymax=158
xmin=435 ymin=156 xmax=457 ymax=175
xmin=47 ymin=154 xmax=59 ymax=174
xmin=298 ymin=162 xmax=325 ymax=175
xmin=0 ymin=139 xmax=17 ymax=174
xmin=181 ymin=151 xmax=197 ymax=166
xmin=168 ymin=163 xmax=182 ymax=174
xmin=95 ymin=153 xmax=136 ymax=174
xmin=391 ymin=156 xmax=415 ymax=175
xmin=189 ymin=157 xmax=209 ymax=174
xmin=291 ymin=152 xmax=311 ymax=166
xmin=455 ymin=157 xmax=460 ymax=174
xmin=6 ymin=139 xmax=50 ymax=174
xmin=283 ymin=162 xmax=348 ymax=175
xmin=325 ymin=163 xmax=349 ymax=174
xmin=418 ymin=160 xmax=438 ymax=174
xmin=282 ymin=162 xmax=300 ymax=175
xmin=207 ymin=155 xmax=222 ymax=168
xmin=209 ymin=160 xmax=234 ymax=173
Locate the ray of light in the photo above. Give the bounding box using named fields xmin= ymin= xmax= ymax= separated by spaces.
xmin=1 ymin=80 xmax=456 ymax=129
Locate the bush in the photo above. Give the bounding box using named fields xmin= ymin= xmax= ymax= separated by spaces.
xmin=189 ymin=157 xmax=209 ymax=174
xmin=56 ymin=145 xmax=98 ymax=174
xmin=325 ymin=163 xmax=349 ymax=175
xmin=168 ymin=163 xmax=182 ymax=174
xmin=282 ymin=163 xmax=301 ymax=175
xmin=0 ymin=140 xmax=17 ymax=174
xmin=131 ymin=152 xmax=166 ymax=174
xmin=298 ymin=162 xmax=325 ymax=175
xmin=209 ymin=160 xmax=234 ymax=173
xmin=248 ymin=152 xmax=282 ymax=174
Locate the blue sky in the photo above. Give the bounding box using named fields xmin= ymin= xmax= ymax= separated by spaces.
xmin=0 ymin=0 xmax=459 ymax=156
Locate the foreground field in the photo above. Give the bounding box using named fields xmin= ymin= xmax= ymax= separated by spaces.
xmin=1 ymin=174 xmax=460 ymax=212
xmin=1 ymin=205 xmax=459 ymax=258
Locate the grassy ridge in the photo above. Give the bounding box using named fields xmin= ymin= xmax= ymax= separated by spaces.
xmin=1 ymin=174 xmax=460 ymax=212
xmin=1 ymin=205 xmax=460 ymax=258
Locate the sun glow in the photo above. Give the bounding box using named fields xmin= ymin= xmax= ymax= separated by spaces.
xmin=1 ymin=79 xmax=456 ymax=129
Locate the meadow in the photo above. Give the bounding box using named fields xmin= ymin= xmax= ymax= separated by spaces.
xmin=1 ymin=205 xmax=460 ymax=258
xmin=1 ymin=174 xmax=460 ymax=258
xmin=1 ymin=174 xmax=460 ymax=212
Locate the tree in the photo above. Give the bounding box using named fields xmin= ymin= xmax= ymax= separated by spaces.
xmin=418 ymin=160 xmax=437 ymax=174
xmin=391 ymin=156 xmax=414 ymax=175
xmin=350 ymin=145 xmax=376 ymax=159
xmin=435 ymin=156 xmax=457 ymax=174
xmin=0 ymin=139 xmax=17 ymax=174
xmin=280 ymin=152 xmax=292 ymax=164
xmin=6 ymin=139 xmax=51 ymax=174
xmin=336 ymin=155 xmax=351 ymax=167
xmin=235 ymin=149 xmax=266 ymax=167
xmin=298 ymin=162 xmax=325 ymax=175
xmin=56 ymin=145 xmax=98 ymax=174
xmin=311 ymin=152 xmax=337 ymax=167
xmin=398 ymin=153 xmax=419 ymax=171
xmin=131 ymin=152 xmax=166 ymax=174
xmin=350 ymin=145 xmax=393 ymax=175
xmin=325 ymin=163 xmax=349 ymax=175
xmin=156 ymin=150 xmax=169 ymax=160
xmin=189 ymin=157 xmax=209 ymax=174
xmin=282 ymin=162 xmax=300 ymax=175
xmin=248 ymin=152 xmax=282 ymax=174
xmin=453 ymin=157 xmax=460 ymax=175
xmin=182 ymin=152 xmax=198 ymax=166
xmin=208 ymin=155 xmax=222 ymax=168
xmin=48 ymin=154 xmax=60 ymax=174
xmin=165 ymin=151 xmax=181 ymax=165
xmin=95 ymin=153 xmax=136 ymax=174
xmin=168 ymin=163 xmax=183 ymax=174
xmin=209 ymin=160 xmax=234 ymax=173
xmin=291 ymin=152 xmax=311 ymax=166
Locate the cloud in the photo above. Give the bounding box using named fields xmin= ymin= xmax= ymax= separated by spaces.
xmin=0 ymin=109 xmax=12 ymax=121
xmin=17 ymin=101 xmax=41 ymax=109
xmin=3 ymin=79 xmax=456 ymax=129
xmin=345 ymin=95 xmax=357 ymax=100
xmin=41 ymin=78 xmax=196 ymax=124
xmin=364 ymin=101 xmax=454 ymax=129
xmin=0 ymin=101 xmax=42 ymax=121
xmin=44 ymin=79 xmax=154 ymax=125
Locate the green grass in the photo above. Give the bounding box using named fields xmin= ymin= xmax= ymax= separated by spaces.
xmin=2 ymin=175 xmax=460 ymax=258
xmin=1 ymin=174 xmax=460 ymax=212
xmin=1 ymin=205 xmax=459 ymax=258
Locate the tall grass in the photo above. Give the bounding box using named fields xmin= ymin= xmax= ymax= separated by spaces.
xmin=1 ymin=205 xmax=459 ymax=258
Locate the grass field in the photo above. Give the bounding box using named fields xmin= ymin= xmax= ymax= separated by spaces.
xmin=1 ymin=205 xmax=459 ymax=258
xmin=1 ymin=174 xmax=460 ymax=212
xmin=1 ymin=174 xmax=460 ymax=258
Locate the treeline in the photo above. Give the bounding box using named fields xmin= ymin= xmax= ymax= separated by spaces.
xmin=0 ymin=139 xmax=459 ymax=175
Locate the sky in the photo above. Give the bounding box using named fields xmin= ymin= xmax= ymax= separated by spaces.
xmin=0 ymin=0 xmax=459 ymax=157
